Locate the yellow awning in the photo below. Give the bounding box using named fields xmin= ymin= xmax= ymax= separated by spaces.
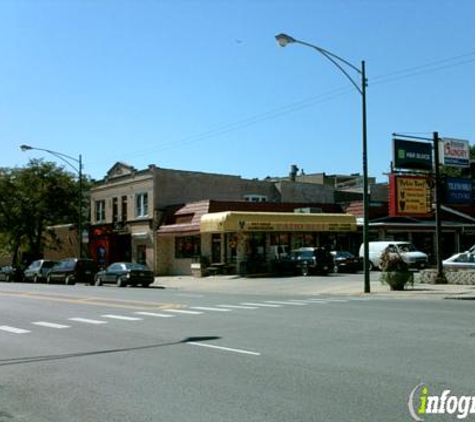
xmin=200 ymin=211 xmax=356 ymax=233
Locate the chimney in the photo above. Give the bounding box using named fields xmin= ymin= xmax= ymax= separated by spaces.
xmin=289 ymin=164 xmax=299 ymax=182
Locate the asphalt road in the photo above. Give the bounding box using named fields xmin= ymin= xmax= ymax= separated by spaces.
xmin=0 ymin=282 xmax=473 ymax=421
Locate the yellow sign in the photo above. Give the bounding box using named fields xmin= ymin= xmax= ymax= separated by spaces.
xmin=396 ymin=177 xmax=431 ymax=214
xmin=200 ymin=211 xmax=357 ymax=233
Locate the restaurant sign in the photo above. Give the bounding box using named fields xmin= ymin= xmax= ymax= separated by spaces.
xmin=389 ymin=174 xmax=432 ymax=217
xmin=238 ymin=221 xmax=355 ymax=232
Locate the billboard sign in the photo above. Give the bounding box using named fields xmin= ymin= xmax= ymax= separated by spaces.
xmin=440 ymin=138 xmax=470 ymax=167
xmin=444 ymin=177 xmax=473 ymax=204
xmin=389 ymin=174 xmax=432 ymax=217
xmin=393 ymin=139 xmax=432 ymax=171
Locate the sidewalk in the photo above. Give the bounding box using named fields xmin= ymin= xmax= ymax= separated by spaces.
xmin=153 ymin=274 xmax=475 ymax=300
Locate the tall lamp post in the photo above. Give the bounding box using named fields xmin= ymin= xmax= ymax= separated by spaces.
xmin=20 ymin=145 xmax=84 ymax=258
xmin=275 ymin=33 xmax=370 ymax=293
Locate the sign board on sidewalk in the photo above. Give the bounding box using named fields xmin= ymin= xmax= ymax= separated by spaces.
xmin=440 ymin=138 xmax=470 ymax=167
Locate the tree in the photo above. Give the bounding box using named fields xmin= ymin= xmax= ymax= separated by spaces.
xmin=0 ymin=159 xmax=88 ymax=264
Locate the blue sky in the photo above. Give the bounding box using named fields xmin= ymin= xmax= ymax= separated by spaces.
xmin=2 ymin=0 xmax=475 ymax=182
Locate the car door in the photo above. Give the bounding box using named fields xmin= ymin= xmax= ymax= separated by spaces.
xmin=105 ymin=263 xmax=121 ymax=283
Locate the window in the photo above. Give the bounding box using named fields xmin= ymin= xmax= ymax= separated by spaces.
xmin=121 ymin=196 xmax=128 ymax=221
xmin=136 ymin=193 xmax=149 ymax=217
xmin=112 ymin=197 xmax=118 ymax=223
xmin=244 ymin=194 xmax=267 ymax=202
xmin=175 ymin=236 xmax=201 ymax=259
xmin=95 ymin=200 xmax=106 ymax=222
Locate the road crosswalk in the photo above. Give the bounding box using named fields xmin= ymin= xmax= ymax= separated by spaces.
xmin=0 ymin=296 xmax=367 ymax=335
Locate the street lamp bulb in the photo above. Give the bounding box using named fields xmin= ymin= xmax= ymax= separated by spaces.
xmin=20 ymin=144 xmax=33 ymax=152
xmin=275 ymin=33 xmax=296 ymax=47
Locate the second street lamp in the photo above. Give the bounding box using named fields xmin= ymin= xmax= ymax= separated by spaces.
xmin=20 ymin=144 xmax=84 ymax=258
xmin=275 ymin=33 xmax=370 ymax=293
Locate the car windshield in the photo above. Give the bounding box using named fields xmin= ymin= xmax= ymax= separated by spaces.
xmin=295 ymin=250 xmax=314 ymax=259
xmin=124 ymin=263 xmax=148 ymax=270
xmin=397 ymin=243 xmax=417 ymax=252
xmin=335 ymin=251 xmax=353 ymax=258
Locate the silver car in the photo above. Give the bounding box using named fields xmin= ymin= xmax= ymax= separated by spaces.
xmin=442 ymin=252 xmax=475 ymax=270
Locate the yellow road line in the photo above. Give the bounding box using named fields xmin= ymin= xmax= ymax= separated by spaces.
xmin=0 ymin=291 xmax=181 ymax=310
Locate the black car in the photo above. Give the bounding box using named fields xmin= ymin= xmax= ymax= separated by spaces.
xmin=292 ymin=247 xmax=334 ymax=276
xmin=23 ymin=259 xmax=59 ymax=283
xmin=46 ymin=258 xmax=99 ymax=285
xmin=0 ymin=265 xmax=24 ymax=283
xmin=94 ymin=262 xmax=154 ymax=287
xmin=331 ymin=251 xmax=363 ymax=273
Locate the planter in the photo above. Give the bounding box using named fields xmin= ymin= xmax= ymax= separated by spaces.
xmin=380 ymin=271 xmax=414 ymax=291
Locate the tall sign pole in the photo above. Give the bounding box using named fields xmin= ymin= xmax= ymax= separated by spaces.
xmin=433 ymin=132 xmax=446 ymax=283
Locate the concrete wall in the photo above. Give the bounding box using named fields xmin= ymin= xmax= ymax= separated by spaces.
xmin=274 ymin=181 xmax=335 ymax=203
xmin=152 ymin=167 xmax=279 ymax=207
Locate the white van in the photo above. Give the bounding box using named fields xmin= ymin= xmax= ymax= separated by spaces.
xmin=359 ymin=241 xmax=428 ymax=270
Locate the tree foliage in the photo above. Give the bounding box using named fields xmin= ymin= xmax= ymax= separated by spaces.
xmin=0 ymin=159 xmax=89 ymax=264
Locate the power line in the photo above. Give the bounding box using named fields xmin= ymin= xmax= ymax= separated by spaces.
xmin=93 ymin=49 xmax=475 ymax=164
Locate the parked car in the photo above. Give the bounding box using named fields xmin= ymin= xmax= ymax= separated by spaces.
xmin=442 ymin=252 xmax=475 ymax=270
xmin=291 ymin=247 xmax=334 ymax=276
xmin=359 ymin=241 xmax=428 ymax=271
xmin=0 ymin=265 xmax=24 ymax=282
xmin=23 ymin=259 xmax=59 ymax=283
xmin=331 ymin=251 xmax=363 ymax=273
xmin=94 ymin=262 xmax=154 ymax=287
xmin=46 ymin=258 xmax=99 ymax=285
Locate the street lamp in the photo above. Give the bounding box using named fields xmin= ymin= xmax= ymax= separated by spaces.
xmin=275 ymin=33 xmax=370 ymax=293
xmin=20 ymin=144 xmax=84 ymax=258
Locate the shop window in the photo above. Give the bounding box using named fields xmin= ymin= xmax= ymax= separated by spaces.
xmin=136 ymin=193 xmax=149 ymax=218
xmin=212 ymin=234 xmax=221 ymax=263
xmin=227 ymin=235 xmax=238 ymax=263
xmin=294 ymin=233 xmax=317 ymax=248
xmin=95 ymin=200 xmax=106 ymax=223
xmin=175 ymin=236 xmax=201 ymax=259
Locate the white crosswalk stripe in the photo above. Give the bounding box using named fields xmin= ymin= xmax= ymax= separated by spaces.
xmin=102 ymin=315 xmax=143 ymax=321
xmin=134 ymin=312 xmax=175 ymax=318
xmin=69 ymin=318 xmax=108 ymax=325
xmin=0 ymin=325 xmax=31 ymax=334
xmin=240 ymin=302 xmax=281 ymax=308
xmin=264 ymin=300 xmax=307 ymax=306
xmin=164 ymin=309 xmax=203 ymax=315
xmin=189 ymin=306 xmax=231 ymax=312
xmin=217 ymin=305 xmax=259 ymax=310
xmin=32 ymin=322 xmax=70 ymax=329
xmin=308 ymin=298 xmax=348 ymax=303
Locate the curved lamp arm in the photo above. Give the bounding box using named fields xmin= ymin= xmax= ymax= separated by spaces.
xmin=20 ymin=144 xmax=81 ymax=174
xmin=275 ymin=33 xmax=364 ymax=95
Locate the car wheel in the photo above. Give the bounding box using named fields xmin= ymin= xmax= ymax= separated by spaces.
xmin=94 ymin=276 xmax=103 ymax=286
xmin=46 ymin=275 xmax=52 ymax=284
xmin=5 ymin=275 xmax=11 ymax=282
xmin=333 ymin=265 xmax=339 ymax=274
xmin=33 ymin=275 xmax=38 ymax=283
xmin=141 ymin=282 xmax=150 ymax=288
xmin=368 ymin=261 xmax=375 ymax=271
xmin=116 ymin=277 xmax=126 ymax=287
xmin=301 ymin=264 xmax=309 ymax=277
xmin=65 ymin=276 xmax=75 ymax=285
